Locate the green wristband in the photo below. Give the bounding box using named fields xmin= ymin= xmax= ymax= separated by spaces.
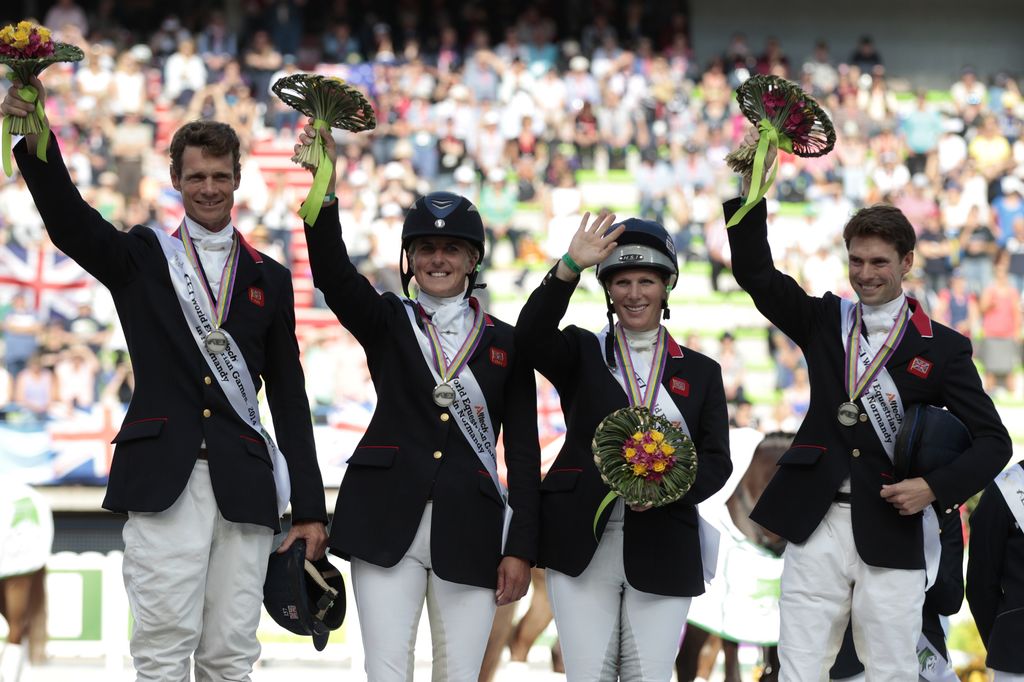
xmin=322 ymin=192 xmax=337 ymax=205
xmin=561 ymin=253 xmax=583 ymax=275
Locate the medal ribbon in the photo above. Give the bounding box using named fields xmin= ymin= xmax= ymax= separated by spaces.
xmin=178 ymin=220 xmax=240 ymax=331
xmin=844 ymin=299 xmax=909 ymax=403
xmin=418 ymin=297 xmax=486 ymax=383
xmin=612 ymin=323 xmax=669 ymax=409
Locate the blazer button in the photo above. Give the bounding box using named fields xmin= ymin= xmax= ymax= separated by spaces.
xmin=440 ymin=413 xmax=450 ymax=422
xmin=204 ymin=376 xmax=212 ymax=385
xmin=433 ymin=451 xmax=443 ymax=459
xmin=858 ymin=413 xmax=867 ymax=423
xmin=203 ymin=409 xmax=212 ymax=418
xmin=851 ymin=448 xmax=860 ymax=458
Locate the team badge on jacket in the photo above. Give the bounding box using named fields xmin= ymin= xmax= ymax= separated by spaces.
xmin=670 ymin=377 xmax=690 ymax=397
xmin=248 ymin=287 xmax=265 ymax=307
xmin=490 ymin=347 xmax=508 ymax=367
xmin=908 ymin=356 xmax=933 ymax=379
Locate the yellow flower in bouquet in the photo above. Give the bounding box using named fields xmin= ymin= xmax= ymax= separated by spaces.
xmin=591 ymin=406 xmax=697 ymax=537
xmin=0 ymin=19 xmax=84 ymax=175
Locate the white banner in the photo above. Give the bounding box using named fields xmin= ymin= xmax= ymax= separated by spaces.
xmin=151 ymin=227 xmax=290 ymax=516
xmin=595 ymin=329 xmax=720 ymax=581
xmin=402 ymin=301 xmax=512 ymax=550
xmin=840 ymin=300 xmax=940 ymax=588
xmin=994 ymin=464 xmax=1024 ymax=532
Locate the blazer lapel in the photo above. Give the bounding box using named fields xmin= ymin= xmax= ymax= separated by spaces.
xmin=232 ymin=231 xmax=264 ymax=294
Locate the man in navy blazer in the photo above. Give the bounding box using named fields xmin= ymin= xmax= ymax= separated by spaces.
xmin=724 ymin=133 xmax=1010 ymax=681
xmin=3 ymin=76 xmax=327 ymax=681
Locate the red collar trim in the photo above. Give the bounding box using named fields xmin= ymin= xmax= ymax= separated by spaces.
xmin=666 ymin=333 xmax=684 ymax=358
xmin=236 ymin=231 xmax=263 ymax=264
xmin=907 ymin=297 xmax=933 ymax=338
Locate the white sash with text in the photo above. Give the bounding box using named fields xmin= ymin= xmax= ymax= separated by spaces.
xmin=151 ymin=227 xmax=290 ymax=516
xmin=994 ymin=464 xmax=1024 ymax=533
xmin=841 ymin=300 xmax=940 ymax=587
xmin=403 ymin=301 xmax=512 ymax=551
xmin=596 ymin=329 xmax=720 ymax=582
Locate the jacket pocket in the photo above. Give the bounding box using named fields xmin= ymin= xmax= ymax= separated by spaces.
xmin=242 ymin=436 xmax=272 ymax=468
xmin=540 ymin=468 xmax=581 ymax=492
xmin=346 ymin=446 xmax=397 ymax=468
xmin=111 ymin=418 xmax=166 ymax=443
xmin=778 ymin=444 xmax=826 ymax=466
xmin=478 ymin=472 xmax=504 ymax=506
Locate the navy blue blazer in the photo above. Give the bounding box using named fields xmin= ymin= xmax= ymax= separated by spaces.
xmin=305 ymin=206 xmax=540 ymax=590
xmin=515 ymin=267 xmax=732 ymax=598
xmin=14 ymin=135 xmax=326 ymax=531
xmin=967 ymin=462 xmax=1024 ymax=673
xmin=726 ymin=197 xmax=1010 ymax=570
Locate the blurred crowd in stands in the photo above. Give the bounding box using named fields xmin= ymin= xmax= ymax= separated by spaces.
xmin=2 ymin=0 xmax=1023 ymax=430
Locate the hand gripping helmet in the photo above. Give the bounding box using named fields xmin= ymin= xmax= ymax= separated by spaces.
xmin=894 ymin=404 xmax=972 ymax=482
xmin=594 ymin=218 xmax=679 ymax=367
xmin=263 ymin=539 xmax=346 ymax=651
xmin=400 ymin=191 xmax=486 ymax=297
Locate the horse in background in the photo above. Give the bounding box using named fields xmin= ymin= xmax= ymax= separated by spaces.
xmin=0 ymin=481 xmax=53 ymax=682
xmin=676 ymin=430 xmax=794 ymax=682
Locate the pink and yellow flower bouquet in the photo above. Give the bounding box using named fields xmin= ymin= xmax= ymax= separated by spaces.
xmin=592 ymin=406 xmax=697 ymax=535
xmin=0 ymin=20 xmax=84 ymax=175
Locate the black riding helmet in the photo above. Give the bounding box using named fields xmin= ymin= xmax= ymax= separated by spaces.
xmin=263 ymin=539 xmax=346 ymax=651
xmin=400 ymin=191 xmax=486 ymax=297
xmin=595 ymin=218 xmax=679 ymax=367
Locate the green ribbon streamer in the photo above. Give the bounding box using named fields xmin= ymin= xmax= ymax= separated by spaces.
xmin=3 ymin=84 xmax=50 ymax=177
xmin=2 ymin=114 xmax=12 ymax=178
xmin=726 ymin=118 xmax=793 ymax=228
xmin=297 ymin=118 xmax=333 ymax=226
xmin=593 ymin=491 xmax=618 ymax=539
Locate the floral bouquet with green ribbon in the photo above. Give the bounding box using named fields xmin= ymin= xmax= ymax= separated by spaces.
xmin=0 ymin=20 xmax=84 ymax=176
xmin=271 ymin=73 xmax=376 ymax=225
xmin=591 ymin=406 xmax=697 ymax=537
xmin=725 ymin=75 xmax=835 ymax=228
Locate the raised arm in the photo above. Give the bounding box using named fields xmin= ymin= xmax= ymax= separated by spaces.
xmin=514 ymin=211 xmax=621 ymax=388
xmin=297 ymin=120 xmax=394 ymax=344
xmin=5 ymin=75 xmax=139 ymax=290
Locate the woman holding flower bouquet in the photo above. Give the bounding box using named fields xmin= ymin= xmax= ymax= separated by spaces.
xmin=515 ymin=212 xmax=731 ymax=681
xmin=296 ymin=121 xmax=540 ymax=681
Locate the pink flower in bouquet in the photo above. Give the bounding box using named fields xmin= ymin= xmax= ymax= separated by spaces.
xmin=622 ymin=429 xmax=677 ymax=483
xmin=761 ymin=90 xmax=787 ymax=118
xmin=0 ymin=21 xmax=55 ymax=59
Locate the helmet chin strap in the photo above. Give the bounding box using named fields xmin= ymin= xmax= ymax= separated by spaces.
xmin=403 ymin=249 xmax=485 ymax=299
xmin=400 ymin=246 xmax=414 ymax=298
xmin=603 ymin=287 xmax=617 ymax=369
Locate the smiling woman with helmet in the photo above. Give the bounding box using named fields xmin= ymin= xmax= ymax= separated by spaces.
xmin=515 ymin=211 xmax=731 ymax=681
xmin=295 ymin=123 xmax=540 ymax=681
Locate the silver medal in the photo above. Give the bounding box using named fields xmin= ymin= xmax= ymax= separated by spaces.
xmin=205 ymin=329 xmax=229 ymax=354
xmin=432 ymin=382 xmax=456 ymax=407
xmin=837 ymin=401 xmax=860 ymax=427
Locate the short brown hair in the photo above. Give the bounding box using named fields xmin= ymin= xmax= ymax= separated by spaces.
xmin=169 ymin=120 xmax=241 ymax=179
xmin=842 ymin=205 xmax=916 ymax=257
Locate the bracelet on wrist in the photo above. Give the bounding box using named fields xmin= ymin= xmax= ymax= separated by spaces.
xmin=561 ymin=253 xmax=583 ymax=275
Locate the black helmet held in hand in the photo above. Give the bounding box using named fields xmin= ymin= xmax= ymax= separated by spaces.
xmin=894 ymin=404 xmax=972 ymax=482
xmin=263 ymin=539 xmax=346 ymax=651
xmin=595 ymin=218 xmax=679 ymax=290
xmin=400 ymin=191 xmax=485 ymax=297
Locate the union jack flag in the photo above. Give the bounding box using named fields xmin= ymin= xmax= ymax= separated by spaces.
xmin=0 ymin=238 xmax=90 ymax=319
